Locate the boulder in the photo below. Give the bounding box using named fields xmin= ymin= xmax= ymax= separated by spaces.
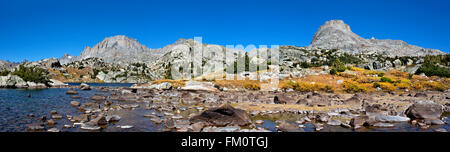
xmin=189 ymin=122 xmax=205 ymax=132
xmin=79 ymin=102 xmax=100 ymax=111
xmin=327 ymin=120 xmax=342 ymax=126
xmin=374 ymin=115 xmax=410 ymax=123
xmin=105 ymin=115 xmax=121 ymax=122
xmin=70 ymin=101 xmax=80 ymax=106
xmin=91 ymin=96 xmax=106 ymax=101
xmin=344 ymin=94 xmax=363 ymax=105
xmin=274 ymin=95 xmax=290 ymax=104
xmin=414 ymin=93 xmax=428 ymax=98
xmin=372 ymin=122 xmax=394 ymax=128
xmin=27 ymin=124 xmax=44 ymax=131
xmin=278 ymin=121 xmax=304 ymax=132
xmin=73 ymin=114 xmax=89 ymax=122
xmin=87 ymin=114 xmax=107 ymax=126
xmin=445 ymin=103 xmax=450 ymax=113
xmin=405 ymin=101 xmax=443 ymax=120
xmin=48 ymin=79 xmax=67 ymax=87
xmin=181 ymin=81 xmax=218 ymax=92
xmin=47 ymin=119 xmax=56 ymax=126
xmin=80 ymin=83 xmax=91 ymax=90
xmin=47 ymin=128 xmax=60 ymax=132
xmin=424 ymin=119 xmax=445 ymax=125
xmin=0 ymin=74 xmax=27 ymax=88
xmin=66 ymin=89 xmax=78 ymax=95
xmin=190 ymin=104 xmax=250 ymax=126
xmin=365 ymin=104 xmax=388 ymax=116
xmin=27 ymin=82 xmax=47 ymax=89
xmin=350 ymin=116 xmax=369 ymax=128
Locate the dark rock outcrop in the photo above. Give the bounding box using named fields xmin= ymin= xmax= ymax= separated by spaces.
xmin=190 ymin=104 xmax=250 ymax=126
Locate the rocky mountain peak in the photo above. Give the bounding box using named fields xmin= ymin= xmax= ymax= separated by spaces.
xmin=79 ymin=35 xmax=154 ymax=64
xmin=320 ymin=20 xmax=352 ymax=32
xmin=310 ymin=20 xmax=445 ymax=57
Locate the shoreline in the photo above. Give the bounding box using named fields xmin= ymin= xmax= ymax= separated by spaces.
xmin=6 ymin=82 xmax=447 ymax=132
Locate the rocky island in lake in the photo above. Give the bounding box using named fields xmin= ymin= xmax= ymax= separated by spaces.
xmin=0 ymin=20 xmax=449 ymax=132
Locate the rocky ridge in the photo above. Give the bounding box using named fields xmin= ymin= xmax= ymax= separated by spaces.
xmin=309 ymin=20 xmax=445 ymax=57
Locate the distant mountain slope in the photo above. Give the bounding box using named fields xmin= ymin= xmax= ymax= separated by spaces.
xmin=309 ymin=20 xmax=445 ymax=57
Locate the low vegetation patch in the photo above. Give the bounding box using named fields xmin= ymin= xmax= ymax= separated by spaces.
xmin=342 ymin=80 xmax=367 ymax=93
xmin=0 ymin=70 xmax=9 ymax=76
xmin=214 ymin=79 xmax=261 ymax=90
xmin=12 ymin=65 xmax=49 ymax=83
xmin=415 ymin=63 xmax=450 ymax=78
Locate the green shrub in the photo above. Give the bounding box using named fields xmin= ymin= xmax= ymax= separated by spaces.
xmin=332 ymin=59 xmax=346 ymax=72
xmin=415 ymin=63 xmax=450 ymax=78
xmin=423 ymin=54 xmax=450 ymax=66
xmin=330 ymin=68 xmax=337 ymax=75
xmin=12 ymin=65 xmax=49 ymax=83
xmin=0 ymin=70 xmax=9 ymax=76
xmin=373 ymin=82 xmax=381 ymax=88
xmin=380 ymin=77 xmax=393 ymax=83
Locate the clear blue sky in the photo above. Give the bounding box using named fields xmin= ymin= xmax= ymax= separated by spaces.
xmin=1 ymin=0 xmax=449 ymax=62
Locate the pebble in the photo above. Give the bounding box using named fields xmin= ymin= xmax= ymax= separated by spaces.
xmin=340 ymin=123 xmax=352 ymax=128
xmin=51 ymin=115 xmax=63 ymax=119
xmin=327 ymin=120 xmax=342 ymax=126
xmin=120 ymin=125 xmax=134 ymax=129
xmin=373 ymin=122 xmax=394 ymax=128
xmin=434 ymin=128 xmax=447 ymax=132
xmin=47 ymin=128 xmax=60 ymax=132
xmin=255 ymin=120 xmax=264 ymax=124
xmin=80 ymin=124 xmax=100 ymax=130
xmin=172 ymin=115 xmax=183 ymax=119
xmin=295 ymin=120 xmax=304 ymax=124
xmin=164 ymin=112 xmax=174 ymax=116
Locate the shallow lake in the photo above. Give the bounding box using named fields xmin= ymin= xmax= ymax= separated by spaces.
xmin=0 ymin=86 xmax=448 ymax=132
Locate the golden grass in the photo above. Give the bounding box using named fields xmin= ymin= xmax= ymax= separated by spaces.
xmin=279 ymin=80 xmax=335 ymax=92
xmin=213 ymin=79 xmax=261 ymax=90
xmin=342 ymin=80 xmax=367 ymax=93
xmin=378 ymin=82 xmax=396 ymax=92
xmin=364 ymin=70 xmax=385 ymax=77
xmin=232 ymin=102 xmax=360 ymax=112
xmin=348 ymin=66 xmax=366 ymax=71
xmin=152 ymin=79 xmax=187 ymax=88
xmin=388 ymin=70 xmax=409 ymax=77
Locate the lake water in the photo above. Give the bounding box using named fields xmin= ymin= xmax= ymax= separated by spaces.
xmin=0 ymin=86 xmax=448 ymax=132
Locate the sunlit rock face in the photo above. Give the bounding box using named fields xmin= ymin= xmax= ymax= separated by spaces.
xmin=309 ymin=20 xmax=444 ymax=57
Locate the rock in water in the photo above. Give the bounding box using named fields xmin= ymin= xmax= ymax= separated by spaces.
xmin=374 ymin=115 xmax=410 ymax=123
xmin=405 ymin=101 xmax=443 ymax=120
xmin=327 ymin=120 xmax=342 ymax=126
xmin=350 ymin=116 xmax=369 ymax=128
xmin=66 ymin=89 xmax=78 ymax=95
xmin=48 ymin=79 xmax=67 ymax=87
xmin=91 ymin=96 xmax=106 ymax=101
xmin=80 ymin=83 xmax=91 ymax=90
xmin=373 ymin=122 xmax=394 ymax=128
xmin=105 ymin=115 xmax=121 ymax=122
xmin=190 ymin=104 xmax=250 ymax=126
xmin=70 ymin=101 xmax=80 ymax=106
xmin=278 ymin=121 xmax=304 ymax=132
xmin=87 ymin=114 xmax=107 ymax=126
